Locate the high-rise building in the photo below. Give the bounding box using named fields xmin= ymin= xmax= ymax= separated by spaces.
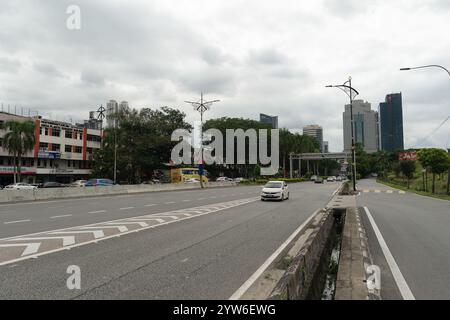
xmin=260 ymin=113 xmax=278 ymax=129
xmin=323 ymin=141 xmax=329 ymax=153
xmin=106 ymin=100 xmax=129 ymax=128
xmin=343 ymin=100 xmax=379 ymax=153
xmin=379 ymin=93 xmax=404 ymax=152
xmin=106 ymin=100 xmax=118 ymax=128
xmin=303 ymin=125 xmax=323 ymax=152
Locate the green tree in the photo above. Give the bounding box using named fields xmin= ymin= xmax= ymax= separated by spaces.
xmin=92 ymin=106 xmax=191 ymax=184
xmin=418 ymin=148 xmax=450 ymax=194
xmin=399 ymin=160 xmax=416 ymax=189
xmin=3 ymin=120 xmax=36 ymax=183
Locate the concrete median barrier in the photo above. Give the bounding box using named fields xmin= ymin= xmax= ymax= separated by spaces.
xmin=0 ymin=181 xmax=238 ymax=204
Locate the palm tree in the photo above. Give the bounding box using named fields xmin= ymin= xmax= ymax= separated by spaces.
xmin=3 ymin=120 xmax=36 ymax=183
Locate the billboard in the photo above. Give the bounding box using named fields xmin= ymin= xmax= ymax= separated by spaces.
xmin=399 ymin=151 xmax=417 ymax=161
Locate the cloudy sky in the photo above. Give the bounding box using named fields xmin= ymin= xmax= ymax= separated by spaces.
xmin=1 ymin=0 xmax=449 ymax=151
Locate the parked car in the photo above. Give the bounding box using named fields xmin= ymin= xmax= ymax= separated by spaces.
xmin=310 ymin=175 xmax=318 ymax=181
xmin=85 ymin=179 xmax=116 ymax=187
xmin=327 ymin=176 xmax=336 ymax=182
xmin=185 ymin=178 xmax=200 ymax=184
xmin=70 ymin=180 xmax=87 ymax=187
xmin=4 ymin=183 xmax=37 ymax=190
xmin=42 ymin=182 xmax=67 ymax=188
xmin=314 ymin=177 xmax=324 ymax=184
xmin=216 ymin=177 xmax=229 ymax=182
xmin=336 ymin=176 xmax=343 ymax=182
xmin=234 ymin=177 xmax=244 ymax=183
xmin=261 ymin=181 xmax=289 ymax=201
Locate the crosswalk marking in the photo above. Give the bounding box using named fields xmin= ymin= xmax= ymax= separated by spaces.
xmin=0 ymin=197 xmax=259 ymax=266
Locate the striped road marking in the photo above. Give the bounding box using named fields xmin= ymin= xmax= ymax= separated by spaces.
xmin=0 ymin=197 xmax=258 ymax=266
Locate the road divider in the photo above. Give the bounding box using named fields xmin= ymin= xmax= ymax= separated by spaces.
xmin=0 ymin=181 xmax=238 ymax=204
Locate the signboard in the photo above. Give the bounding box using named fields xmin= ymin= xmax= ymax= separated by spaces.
xmin=38 ymin=151 xmax=61 ymax=159
xmin=399 ymin=151 xmax=418 ymax=161
xmin=0 ymin=166 xmax=36 ymax=175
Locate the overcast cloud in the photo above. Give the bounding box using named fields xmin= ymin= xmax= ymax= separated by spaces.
xmin=0 ymin=0 xmax=449 ymax=151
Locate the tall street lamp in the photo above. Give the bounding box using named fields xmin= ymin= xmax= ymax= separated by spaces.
xmin=326 ymin=77 xmax=360 ymax=192
xmin=400 ymin=64 xmax=450 ymax=194
xmin=185 ymin=93 xmax=220 ymax=189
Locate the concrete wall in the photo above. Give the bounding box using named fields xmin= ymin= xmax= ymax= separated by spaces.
xmin=0 ymin=182 xmax=238 ymax=204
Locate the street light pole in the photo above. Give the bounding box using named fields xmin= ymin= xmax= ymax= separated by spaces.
xmin=400 ymin=64 xmax=450 ymax=194
xmin=185 ymin=93 xmax=220 ymax=189
xmin=326 ymin=77 xmax=359 ymax=192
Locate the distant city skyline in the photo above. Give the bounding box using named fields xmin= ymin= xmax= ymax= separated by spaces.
xmin=0 ymin=1 xmax=449 ymax=152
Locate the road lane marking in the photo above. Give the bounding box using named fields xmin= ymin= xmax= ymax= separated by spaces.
xmin=119 ymin=207 xmax=135 ymax=210
xmin=4 ymin=220 xmax=31 ymax=225
xmin=145 ymin=204 xmax=157 ymax=207
xmin=0 ymin=243 xmax=41 ymax=256
xmin=229 ymin=209 xmax=321 ymax=300
xmin=164 ymin=202 xmax=176 ymax=204
xmin=49 ymin=230 xmax=105 ymax=239
xmin=88 ymin=210 xmax=106 ymax=214
xmin=363 ymin=207 xmax=415 ymax=300
xmin=50 ymin=214 xmax=72 ymax=219
xmin=9 ymin=236 xmax=76 ymax=247
xmin=0 ymin=197 xmax=258 ymax=266
xmin=182 ymin=200 xmax=191 ymax=202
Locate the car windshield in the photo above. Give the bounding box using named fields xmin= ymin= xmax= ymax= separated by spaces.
xmin=264 ymin=182 xmax=282 ymax=189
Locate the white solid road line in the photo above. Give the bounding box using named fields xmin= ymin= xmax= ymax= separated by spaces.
xmin=88 ymin=210 xmax=106 ymax=214
xmin=119 ymin=207 xmax=135 ymax=210
xmin=50 ymin=214 xmax=72 ymax=219
xmin=4 ymin=219 xmax=31 ymax=225
xmin=229 ymin=209 xmax=320 ymax=300
xmin=363 ymin=207 xmax=415 ymax=300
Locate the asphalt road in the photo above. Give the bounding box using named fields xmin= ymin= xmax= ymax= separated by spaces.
xmin=0 ymin=181 xmax=339 ymax=299
xmin=357 ymin=179 xmax=450 ymax=300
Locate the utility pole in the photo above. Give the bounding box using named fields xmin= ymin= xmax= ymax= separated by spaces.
xmin=185 ymin=93 xmax=220 ymax=189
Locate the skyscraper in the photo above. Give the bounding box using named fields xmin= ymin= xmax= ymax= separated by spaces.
xmin=343 ymin=100 xmax=379 ymax=153
xmin=303 ymin=125 xmax=324 ymax=152
xmin=379 ymin=93 xmax=404 ymax=152
xmin=106 ymin=100 xmax=129 ymax=128
xmin=259 ymin=113 xmax=278 ymax=129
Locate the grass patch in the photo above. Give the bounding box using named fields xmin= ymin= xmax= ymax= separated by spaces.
xmin=378 ymin=179 xmax=450 ymax=201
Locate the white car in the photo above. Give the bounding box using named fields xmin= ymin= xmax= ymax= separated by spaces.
xmin=185 ymin=178 xmax=200 ymax=183
xmin=216 ymin=177 xmax=229 ymax=182
xmin=327 ymin=176 xmax=336 ymax=182
xmin=310 ymin=175 xmax=318 ymax=181
xmin=4 ymin=183 xmax=37 ymax=190
xmin=70 ymin=180 xmax=87 ymax=187
xmin=261 ymin=181 xmax=290 ymax=201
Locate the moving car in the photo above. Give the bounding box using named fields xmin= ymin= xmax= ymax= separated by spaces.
xmin=70 ymin=180 xmax=87 ymax=187
xmin=4 ymin=183 xmax=37 ymax=190
xmin=261 ymin=181 xmax=289 ymax=201
xmin=42 ymin=182 xmax=66 ymax=188
xmin=314 ymin=177 xmax=324 ymax=184
xmin=85 ymin=179 xmax=116 ymax=187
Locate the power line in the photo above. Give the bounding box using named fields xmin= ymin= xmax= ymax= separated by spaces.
xmin=415 ymin=116 xmax=450 ymax=147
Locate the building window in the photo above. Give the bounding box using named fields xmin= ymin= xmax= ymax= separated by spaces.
xmin=44 ymin=127 xmax=49 ymax=136
xmin=65 ymin=130 xmax=72 ymax=139
xmin=39 ymin=142 xmax=49 ymax=151
xmin=52 ymin=128 xmax=61 ymax=137
xmin=0 ymin=120 xmax=5 ymax=129
xmin=52 ymin=144 xmax=61 ymax=152
xmin=65 ymin=145 xmax=72 ymax=153
xmin=79 ymin=132 xmax=83 ymax=140
xmin=43 ymin=159 xmax=47 ymax=167
xmin=74 ymin=146 xmax=82 ymax=153
xmin=30 ymin=159 xmax=34 ymax=167
xmin=22 ymin=159 xmax=26 ymax=166
xmin=87 ymin=135 xmax=101 ymax=143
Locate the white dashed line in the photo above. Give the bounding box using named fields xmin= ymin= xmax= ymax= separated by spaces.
xmin=145 ymin=204 xmax=157 ymax=207
xmin=119 ymin=207 xmax=135 ymax=211
xmin=88 ymin=210 xmax=106 ymax=214
xmin=4 ymin=220 xmax=31 ymax=225
xmin=182 ymin=200 xmax=191 ymax=202
xmin=50 ymin=214 xmax=73 ymax=219
xmin=164 ymin=202 xmax=176 ymax=205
